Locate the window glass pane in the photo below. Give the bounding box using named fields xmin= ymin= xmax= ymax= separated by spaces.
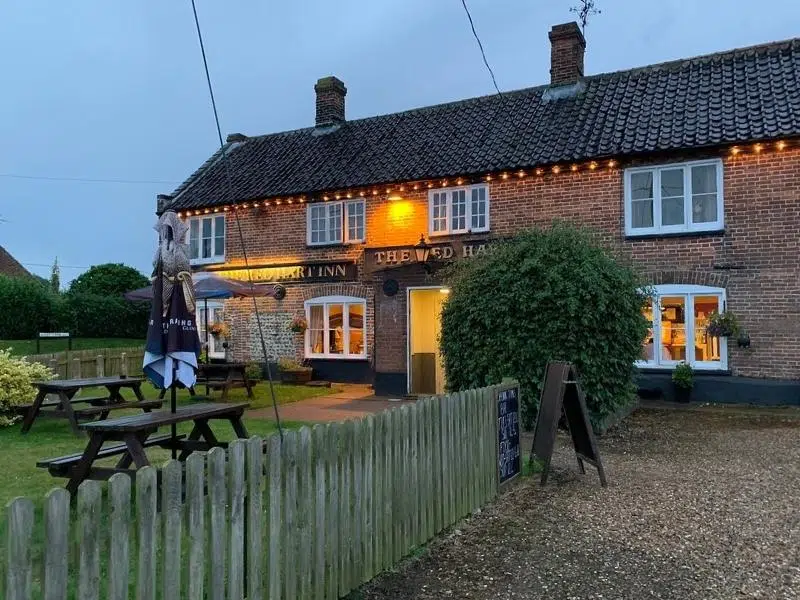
xmin=660 ymin=296 xmax=686 ymax=362
xmin=631 ymin=200 xmax=653 ymax=228
xmin=346 ymin=201 xmax=364 ymax=242
xmin=471 ymin=187 xmax=487 ymax=230
xmin=310 ymin=205 xmax=326 ymax=244
xmin=328 ymin=304 xmax=344 ymax=354
xmin=348 ymin=303 xmax=365 ymax=355
xmin=202 ymin=218 xmax=212 ymax=238
xmin=660 ymin=169 xmax=684 ymax=198
xmin=692 ymin=194 xmax=717 ymax=223
xmin=308 ymin=305 xmax=324 ymax=354
xmin=328 ymin=204 xmax=342 ymax=243
xmin=451 ymin=190 xmax=466 ymax=231
xmin=432 ymin=192 xmax=447 ymax=232
xmin=691 ymin=165 xmax=717 ymax=195
xmin=631 ymin=172 xmax=653 ymax=200
xmin=694 ymin=295 xmax=721 ymax=362
xmin=661 ymin=197 xmax=684 ymax=226
xmin=189 ymin=219 xmax=199 ymax=259
xmin=641 ymin=298 xmax=655 ymax=362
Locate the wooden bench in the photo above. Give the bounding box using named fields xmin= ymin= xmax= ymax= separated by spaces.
xmin=73 ymin=399 xmax=164 ymax=419
xmin=37 ymin=433 xmax=185 ymax=478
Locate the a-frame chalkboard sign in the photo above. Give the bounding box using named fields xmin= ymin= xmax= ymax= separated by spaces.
xmin=530 ymin=362 xmax=607 ymax=487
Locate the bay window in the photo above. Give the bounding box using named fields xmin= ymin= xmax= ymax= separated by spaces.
xmin=188 ymin=215 xmax=225 ymax=264
xmin=305 ymin=296 xmax=366 ymax=359
xmin=625 ymin=159 xmax=723 ymax=236
xmin=307 ymin=199 xmax=365 ymax=246
xmin=638 ymin=285 xmax=727 ymax=370
xmin=429 ymin=184 xmax=489 ymax=236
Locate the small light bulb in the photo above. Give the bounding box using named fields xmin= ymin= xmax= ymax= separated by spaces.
xmin=485 ymin=175 xmax=493 ymax=182
xmin=570 ymin=164 xmax=578 ymax=172
xmin=299 ymin=198 xmax=305 ymax=203
xmin=335 ymin=194 xmax=341 ymax=200
xmin=427 ymin=182 xmax=434 ymax=188
xmin=552 ymin=166 xmax=561 ymax=174
xmin=517 ymin=170 xmax=525 ymax=178
xmin=372 ymin=190 xmax=378 ymax=196
xmin=213 ymin=207 xmax=219 ymax=212
xmin=535 ymin=168 xmax=543 ymax=176
xmin=754 ymin=143 xmax=763 ymax=153
xmin=223 ymin=206 xmax=229 ymax=212
xmin=287 ymin=199 xmax=293 ymax=204
xmin=730 ymin=146 xmax=740 ymax=156
xmin=501 ymin=172 xmax=509 ymax=180
xmin=413 ymin=183 xmax=419 ymax=190
xmin=608 ymin=160 xmax=617 ymax=168
xmin=346 ymin=193 xmax=352 ymax=199
xmin=177 ymin=212 xmax=183 ymax=218
xmin=275 ymin=200 xmax=282 ymax=205
xmin=777 ymin=141 xmax=787 ymax=151
xmin=323 ymin=195 xmax=330 ymax=201
xmin=441 ymin=180 xmax=448 ymax=187
xmin=589 ymin=162 xmax=598 ymax=170
xmin=456 ymin=178 xmax=464 ymax=185
xmin=399 ymin=185 xmax=405 ymax=192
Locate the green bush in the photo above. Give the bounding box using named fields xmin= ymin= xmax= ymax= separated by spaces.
xmin=440 ymin=224 xmax=649 ymax=430
xmin=0 ymin=349 xmax=54 ymax=426
xmin=672 ymin=362 xmax=694 ymax=389
xmin=245 ymin=361 xmax=264 ymax=382
xmin=0 ymin=275 xmax=61 ymax=339
xmin=62 ymin=293 xmax=149 ymax=339
xmin=68 ymin=263 xmax=149 ymax=296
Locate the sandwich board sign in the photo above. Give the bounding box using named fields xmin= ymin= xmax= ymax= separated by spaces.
xmin=496 ymin=381 xmax=521 ymax=485
xmin=530 ymin=362 xmax=607 ymax=487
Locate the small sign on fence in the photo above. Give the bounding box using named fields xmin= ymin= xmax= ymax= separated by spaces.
xmin=530 ymin=362 xmax=607 ymax=487
xmin=496 ymin=382 xmax=521 ymax=485
xmin=36 ymin=332 xmax=72 ymax=353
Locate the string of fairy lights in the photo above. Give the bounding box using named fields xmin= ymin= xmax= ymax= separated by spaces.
xmin=174 ymin=139 xmax=795 ymax=217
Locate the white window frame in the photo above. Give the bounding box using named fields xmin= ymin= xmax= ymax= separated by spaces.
xmin=624 ymin=159 xmax=724 ymax=236
xmin=187 ymin=214 xmax=226 ymax=265
xmin=636 ymin=284 xmax=727 ymax=371
xmin=428 ymin=184 xmax=490 ymax=237
xmin=306 ymin=199 xmax=366 ymax=246
xmin=198 ymin=300 xmax=226 ymax=359
xmin=304 ymin=295 xmax=367 ymax=360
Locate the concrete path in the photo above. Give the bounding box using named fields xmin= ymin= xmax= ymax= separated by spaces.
xmin=249 ymin=384 xmax=415 ymax=423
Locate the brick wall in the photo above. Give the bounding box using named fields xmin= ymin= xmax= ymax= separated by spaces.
xmin=200 ymin=145 xmax=800 ymax=381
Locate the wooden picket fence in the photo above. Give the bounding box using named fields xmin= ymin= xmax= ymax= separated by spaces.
xmin=23 ymin=347 xmax=145 ymax=380
xmin=4 ymin=385 xmax=505 ymax=600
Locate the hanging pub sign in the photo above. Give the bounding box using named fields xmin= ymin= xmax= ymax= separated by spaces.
xmin=205 ymin=261 xmax=357 ymax=285
xmin=364 ymin=238 xmax=494 ymax=274
xmin=530 ymin=362 xmax=607 ymax=487
xmin=496 ymin=380 xmax=521 ymax=485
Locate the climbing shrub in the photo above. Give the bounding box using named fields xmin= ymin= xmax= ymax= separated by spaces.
xmin=440 ymin=223 xmax=649 ymax=430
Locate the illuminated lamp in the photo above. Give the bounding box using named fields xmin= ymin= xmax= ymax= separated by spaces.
xmin=414 ymin=234 xmax=432 ymax=274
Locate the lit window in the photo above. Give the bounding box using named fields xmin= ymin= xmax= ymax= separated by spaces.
xmin=625 ymin=160 xmax=723 ymax=236
xmin=305 ymin=296 xmax=366 ymax=359
xmin=428 ymin=184 xmax=489 ymax=236
xmin=188 ymin=214 xmax=225 ymax=265
xmin=197 ymin=300 xmax=225 ymax=358
xmin=307 ymin=199 xmax=365 ymax=246
xmin=637 ymin=285 xmax=727 ymax=370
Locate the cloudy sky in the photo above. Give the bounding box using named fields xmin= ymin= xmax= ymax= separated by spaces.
xmin=1 ymin=0 xmax=798 ymax=285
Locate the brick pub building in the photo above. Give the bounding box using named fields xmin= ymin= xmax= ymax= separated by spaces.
xmin=161 ymin=23 xmax=800 ymax=402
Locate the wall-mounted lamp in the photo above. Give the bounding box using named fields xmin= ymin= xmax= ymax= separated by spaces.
xmin=414 ymin=234 xmax=432 ymax=274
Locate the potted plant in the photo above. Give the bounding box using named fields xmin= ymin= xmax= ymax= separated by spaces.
xmin=209 ymin=321 xmax=231 ymax=340
xmin=671 ymin=361 xmax=693 ymax=403
xmin=705 ymin=310 xmax=739 ymax=338
xmin=277 ymin=357 xmax=313 ymax=384
xmin=289 ymin=316 xmax=308 ymax=335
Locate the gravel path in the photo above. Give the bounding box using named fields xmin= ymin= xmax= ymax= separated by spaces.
xmin=360 ymin=406 xmax=800 ymax=599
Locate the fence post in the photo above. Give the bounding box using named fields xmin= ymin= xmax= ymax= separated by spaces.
xmin=108 ymin=474 xmax=131 ymax=600
xmin=162 ymin=461 xmax=183 ymax=600
xmin=43 ymin=489 xmax=70 ymax=600
xmin=312 ymin=424 xmax=326 ymax=600
xmin=297 ymin=428 xmax=313 ymax=599
xmin=120 ymin=353 xmax=129 ymax=378
xmin=246 ymin=437 xmax=264 ymax=600
xmin=136 ymin=468 xmax=157 ymax=600
xmin=282 ymin=431 xmax=299 ymax=600
xmin=72 ymin=358 xmax=81 ymax=379
xmin=228 ymin=440 xmax=245 ymax=600
xmin=77 ymin=481 xmax=102 ymax=600
xmin=186 ymin=453 xmax=206 ymax=600
xmin=95 ymin=356 xmax=104 ymax=378
xmin=6 ymin=497 xmax=34 ymax=600
xmin=209 ymin=447 xmax=228 ymax=600
xmin=325 ymin=423 xmax=339 ymax=600
xmin=266 ymin=434 xmax=282 ymax=600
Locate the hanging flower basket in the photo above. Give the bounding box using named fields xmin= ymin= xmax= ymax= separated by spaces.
xmin=209 ymin=321 xmax=231 ymax=339
xmin=705 ymin=310 xmax=740 ymax=338
xmin=289 ymin=316 xmax=308 ymax=334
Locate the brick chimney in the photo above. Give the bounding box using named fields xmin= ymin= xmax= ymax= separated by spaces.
xmin=549 ymin=22 xmax=586 ymax=86
xmin=314 ymin=76 xmax=347 ymax=127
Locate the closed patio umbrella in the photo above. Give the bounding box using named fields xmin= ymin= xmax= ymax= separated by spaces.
xmin=143 ymin=211 xmax=201 ymax=457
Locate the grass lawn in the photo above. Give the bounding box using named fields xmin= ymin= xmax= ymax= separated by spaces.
xmin=0 ymin=381 xmax=337 ymax=506
xmin=1 ymin=337 xmax=145 ymax=356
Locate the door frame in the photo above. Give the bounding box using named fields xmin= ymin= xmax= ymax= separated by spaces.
xmin=199 ymin=300 xmax=226 ymax=359
xmin=406 ymin=285 xmax=447 ymax=394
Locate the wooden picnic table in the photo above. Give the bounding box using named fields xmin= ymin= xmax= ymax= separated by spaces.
xmin=37 ymin=402 xmax=250 ymax=494
xmin=21 ymin=376 xmax=160 ymax=436
xmin=159 ymin=362 xmax=255 ymax=401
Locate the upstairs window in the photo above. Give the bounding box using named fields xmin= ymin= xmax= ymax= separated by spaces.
xmin=188 ymin=214 xmax=225 ymax=265
xmin=429 ymin=184 xmax=490 ymax=236
xmin=625 ymin=159 xmax=723 ymax=236
xmin=307 ymin=199 xmax=365 ymax=246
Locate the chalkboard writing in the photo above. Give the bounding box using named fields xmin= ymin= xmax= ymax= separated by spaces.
xmin=497 ymin=385 xmax=521 ymax=484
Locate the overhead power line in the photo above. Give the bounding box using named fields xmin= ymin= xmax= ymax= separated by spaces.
xmin=459 ymin=0 xmax=504 ymax=99
xmin=23 ymin=262 xmax=88 ymax=270
xmin=0 ymin=173 xmax=179 ymax=185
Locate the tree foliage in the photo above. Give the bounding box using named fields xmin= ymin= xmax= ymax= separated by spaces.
xmin=0 ymin=275 xmax=61 ymax=339
xmin=68 ymin=263 xmax=149 ymax=297
xmin=50 ymin=257 xmax=61 ymax=293
xmin=439 ymin=224 xmax=648 ymax=430
xmin=0 ymin=349 xmax=54 ymax=426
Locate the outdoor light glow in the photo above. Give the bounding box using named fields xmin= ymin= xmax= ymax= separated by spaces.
xmin=535 ymin=168 xmax=543 ymax=176
xmin=456 ymin=178 xmax=464 ymax=185
xmin=777 ymin=141 xmax=787 ymax=150
xmin=517 ymin=171 xmax=525 ymax=178
xmin=346 ymin=193 xmax=352 ymax=198
xmin=399 ymin=185 xmax=406 ymax=192
xmin=571 ymin=164 xmax=578 ymax=172
xmin=608 ymin=160 xmax=617 ymax=168
xmin=335 ymin=194 xmax=341 ymax=200
xmin=754 ymin=143 xmax=763 ymax=153
xmin=589 ymin=161 xmax=598 ymax=170
xmin=223 ymin=207 xmax=229 ymax=212
xmin=442 ymin=180 xmax=448 ymax=186
xmin=502 ymin=172 xmax=510 ymax=180
xmin=485 ymin=175 xmax=493 ymax=181
xmin=552 ymin=166 xmax=561 ymax=174
xmin=389 ymin=200 xmax=413 ymax=221
xmin=323 ymin=195 xmax=330 ymax=201
xmin=440 ymin=288 xmax=451 ymax=294
xmin=730 ymin=146 xmax=740 ymax=155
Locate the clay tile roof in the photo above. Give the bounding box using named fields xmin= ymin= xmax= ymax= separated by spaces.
xmin=0 ymin=246 xmax=31 ymax=278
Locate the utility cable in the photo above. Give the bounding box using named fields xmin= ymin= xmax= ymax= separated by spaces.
xmin=0 ymin=173 xmax=177 ymax=185
xmin=189 ymin=0 xmax=283 ymax=439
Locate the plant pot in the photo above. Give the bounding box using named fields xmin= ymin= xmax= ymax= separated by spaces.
xmin=673 ymin=384 xmax=692 ymax=403
xmin=279 ymin=368 xmax=313 ymax=384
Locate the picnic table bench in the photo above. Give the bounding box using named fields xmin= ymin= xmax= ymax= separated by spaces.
xmin=37 ymin=402 xmax=250 ymax=494
xmin=159 ymin=362 xmax=255 ymax=401
xmin=21 ymin=376 xmax=159 ymax=436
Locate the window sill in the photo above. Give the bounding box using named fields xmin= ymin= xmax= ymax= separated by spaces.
xmin=429 ymin=230 xmax=490 ymax=238
xmin=636 ymin=366 xmax=731 ymax=376
xmin=306 ymin=242 xmax=364 ymax=249
xmin=191 ymin=257 xmax=226 ymax=267
xmin=625 ymin=228 xmax=725 ymax=241
xmin=306 ymin=356 xmax=368 ymax=361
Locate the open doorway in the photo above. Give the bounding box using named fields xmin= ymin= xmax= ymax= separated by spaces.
xmin=407 ymin=287 xmax=449 ymax=395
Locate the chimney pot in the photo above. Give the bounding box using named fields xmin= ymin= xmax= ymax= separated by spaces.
xmin=314 ymin=76 xmax=347 ymax=127
xmin=548 ymin=22 xmax=586 ymax=86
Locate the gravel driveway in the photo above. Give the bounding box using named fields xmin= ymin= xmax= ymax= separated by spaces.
xmin=360 ymin=406 xmax=800 ymax=599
